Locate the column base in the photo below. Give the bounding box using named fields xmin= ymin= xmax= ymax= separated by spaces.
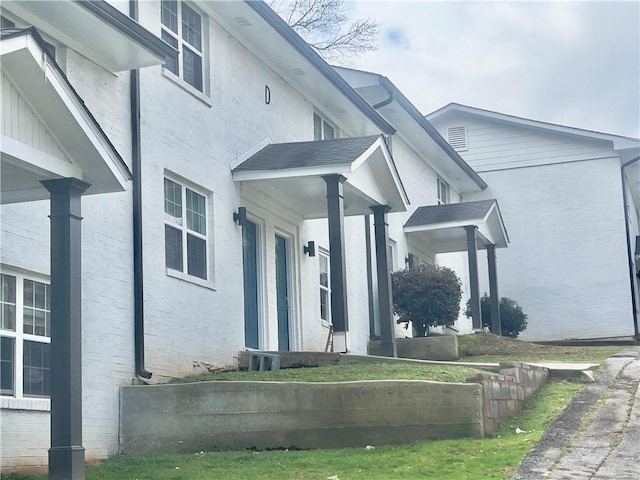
xmin=49 ymin=445 xmax=85 ymax=480
xmin=378 ymin=340 xmax=397 ymax=358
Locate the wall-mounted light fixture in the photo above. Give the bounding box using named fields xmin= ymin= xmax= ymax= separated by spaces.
xmin=233 ymin=206 xmax=246 ymax=226
xmin=303 ymin=240 xmax=316 ymax=257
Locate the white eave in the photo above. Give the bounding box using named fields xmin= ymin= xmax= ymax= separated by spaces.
xmin=2 ymin=0 xmax=174 ymax=72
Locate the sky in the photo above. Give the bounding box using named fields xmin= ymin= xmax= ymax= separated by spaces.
xmin=341 ymin=1 xmax=640 ymax=139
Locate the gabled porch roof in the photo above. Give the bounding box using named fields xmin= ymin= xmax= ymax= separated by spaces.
xmin=232 ymin=136 xmax=409 ymax=218
xmin=1 ymin=28 xmax=131 ymax=204
xmin=404 ymin=199 xmax=509 ymax=253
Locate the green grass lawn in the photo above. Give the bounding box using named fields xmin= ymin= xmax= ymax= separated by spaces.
xmin=171 ymin=362 xmax=485 ymax=384
xmin=458 ymin=333 xmax=628 ymax=363
xmin=3 ymin=380 xmax=582 ymax=480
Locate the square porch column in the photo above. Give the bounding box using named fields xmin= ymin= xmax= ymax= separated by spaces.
xmin=465 ymin=225 xmax=482 ymax=331
xmin=486 ymin=244 xmax=502 ymax=336
xmin=371 ymin=205 xmax=396 ymax=357
xmin=41 ymin=177 xmax=90 ymax=480
xmin=324 ymin=175 xmax=348 ymax=352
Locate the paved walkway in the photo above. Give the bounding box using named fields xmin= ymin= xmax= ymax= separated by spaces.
xmin=513 ymin=347 xmax=640 ymax=479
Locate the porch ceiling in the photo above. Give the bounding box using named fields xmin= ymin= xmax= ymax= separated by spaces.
xmin=231 ymin=136 xmax=409 ymax=219
xmin=1 ymin=29 xmax=130 ymax=204
xmin=404 ymin=200 xmax=509 ymax=254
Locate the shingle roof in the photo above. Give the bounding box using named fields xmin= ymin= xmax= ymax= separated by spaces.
xmin=404 ymin=200 xmax=496 ymax=227
xmin=233 ymin=135 xmax=381 ymax=172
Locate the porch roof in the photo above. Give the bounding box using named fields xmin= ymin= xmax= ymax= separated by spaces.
xmin=1 ymin=28 xmax=131 ymax=204
xmin=404 ymin=199 xmax=509 ymax=253
xmin=232 ymin=136 xmax=409 ymax=218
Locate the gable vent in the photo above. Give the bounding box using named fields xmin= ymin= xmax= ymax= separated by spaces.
xmin=446 ymin=125 xmax=468 ymax=151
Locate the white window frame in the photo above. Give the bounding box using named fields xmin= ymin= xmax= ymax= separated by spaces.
xmin=437 ymin=176 xmax=450 ymax=205
xmin=387 ymin=239 xmax=398 ymax=272
xmin=161 ymin=0 xmax=206 ymax=94
xmin=163 ymin=174 xmax=214 ymax=289
xmin=0 ymin=269 xmax=51 ymax=405
xmin=313 ymin=112 xmax=339 ymax=141
xmin=319 ymin=249 xmax=331 ymax=326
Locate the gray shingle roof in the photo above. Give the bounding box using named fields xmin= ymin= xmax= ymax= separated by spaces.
xmin=233 ymin=136 xmax=381 ymax=172
xmin=404 ymin=200 xmax=496 ymax=227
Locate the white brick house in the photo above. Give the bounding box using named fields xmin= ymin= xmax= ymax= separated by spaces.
xmin=0 ymin=1 xmax=505 ymax=474
xmin=428 ymin=103 xmax=640 ymax=341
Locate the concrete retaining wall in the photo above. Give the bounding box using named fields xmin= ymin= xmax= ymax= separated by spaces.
xmin=467 ymin=362 xmax=549 ymax=435
xmin=120 ymin=380 xmax=483 ymax=454
xmin=369 ymin=336 xmax=459 ymax=361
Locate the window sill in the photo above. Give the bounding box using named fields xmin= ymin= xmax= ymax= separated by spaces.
xmin=1 ymin=396 xmax=50 ymax=411
xmin=161 ymin=68 xmax=212 ymax=107
xmin=322 ymin=320 xmax=332 ymax=329
xmin=166 ymin=268 xmax=216 ymax=290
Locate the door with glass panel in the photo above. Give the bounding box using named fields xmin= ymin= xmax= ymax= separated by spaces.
xmin=242 ymin=220 xmax=260 ymax=349
xmin=275 ymin=235 xmax=290 ymax=351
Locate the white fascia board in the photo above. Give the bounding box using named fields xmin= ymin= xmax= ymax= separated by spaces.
xmin=232 ymin=164 xmax=351 ymax=182
xmin=404 ymin=219 xmax=479 ymax=234
xmin=1 ymin=136 xmax=82 ymax=179
xmin=229 ymin=137 xmax=273 ymax=171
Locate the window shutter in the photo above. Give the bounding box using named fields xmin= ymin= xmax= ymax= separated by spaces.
xmin=447 ymin=126 xmax=468 ymax=151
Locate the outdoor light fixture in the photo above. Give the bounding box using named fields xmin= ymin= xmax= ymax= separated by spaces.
xmin=303 ymin=240 xmax=316 ymax=257
xmin=233 ymin=206 xmax=247 ymax=226
xmin=405 ymin=253 xmax=415 ymax=269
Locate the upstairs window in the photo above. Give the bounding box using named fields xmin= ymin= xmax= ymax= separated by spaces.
xmin=437 ymin=177 xmax=450 ymax=205
xmin=164 ymin=177 xmax=210 ymax=281
xmin=446 ymin=125 xmax=468 ymax=151
xmin=161 ymin=0 xmax=204 ymax=92
xmin=0 ymin=272 xmax=51 ymax=399
xmin=313 ymin=113 xmax=338 ymax=140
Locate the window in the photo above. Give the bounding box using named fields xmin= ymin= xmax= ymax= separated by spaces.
xmin=446 ymin=125 xmax=468 ymax=151
xmin=164 ymin=177 xmax=210 ymax=281
xmin=437 ymin=177 xmax=450 ymax=205
xmin=313 ymin=113 xmax=338 ymax=140
xmin=319 ymin=251 xmax=331 ymax=324
xmin=161 ymin=0 xmax=204 ymax=92
xmin=0 ymin=272 xmax=51 ymax=398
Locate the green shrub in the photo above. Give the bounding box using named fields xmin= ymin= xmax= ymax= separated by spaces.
xmin=391 ymin=264 xmax=462 ymax=337
xmin=464 ymin=294 xmax=528 ymax=338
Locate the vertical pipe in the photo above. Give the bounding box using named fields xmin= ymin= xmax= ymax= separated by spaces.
xmin=42 ymin=178 xmax=90 ymax=480
xmin=130 ymin=0 xmax=151 ymax=379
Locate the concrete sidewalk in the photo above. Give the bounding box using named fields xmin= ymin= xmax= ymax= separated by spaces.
xmin=513 ymin=347 xmax=640 ymax=479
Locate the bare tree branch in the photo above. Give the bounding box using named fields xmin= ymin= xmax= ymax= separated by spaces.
xmin=269 ymin=0 xmax=379 ymax=63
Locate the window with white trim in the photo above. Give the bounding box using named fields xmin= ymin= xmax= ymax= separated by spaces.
xmin=164 ymin=177 xmax=210 ymax=281
xmin=0 ymin=271 xmax=51 ymax=398
xmin=313 ymin=112 xmax=338 ymax=140
xmin=319 ymin=251 xmax=331 ymax=324
xmin=437 ymin=177 xmax=450 ymax=205
xmin=161 ymin=0 xmax=204 ymax=92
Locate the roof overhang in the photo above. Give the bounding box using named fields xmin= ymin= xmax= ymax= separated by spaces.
xmin=334 ymin=67 xmax=487 ymax=194
xmin=232 ymin=136 xmax=409 ymax=219
xmin=199 ymin=1 xmax=394 ymax=138
xmin=1 ymin=29 xmax=130 ymax=204
xmin=2 ymin=0 xmax=175 ymax=72
xmin=404 ymin=200 xmax=508 ymax=254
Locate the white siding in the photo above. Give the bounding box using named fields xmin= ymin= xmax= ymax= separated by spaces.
xmin=435 ymin=113 xmax=614 ymax=172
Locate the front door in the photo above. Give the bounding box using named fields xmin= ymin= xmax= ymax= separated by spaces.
xmin=275 ymin=234 xmax=290 ymax=351
xmin=242 ymin=220 xmax=259 ymax=349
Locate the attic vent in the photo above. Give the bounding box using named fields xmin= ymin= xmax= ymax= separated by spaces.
xmin=447 ymin=125 xmax=468 ymax=151
xmin=233 ymin=17 xmax=252 ymax=26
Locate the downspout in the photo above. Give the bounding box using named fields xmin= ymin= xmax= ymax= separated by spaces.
xmin=621 ymin=155 xmax=640 ymax=339
xmin=130 ymin=0 xmax=152 ymax=379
